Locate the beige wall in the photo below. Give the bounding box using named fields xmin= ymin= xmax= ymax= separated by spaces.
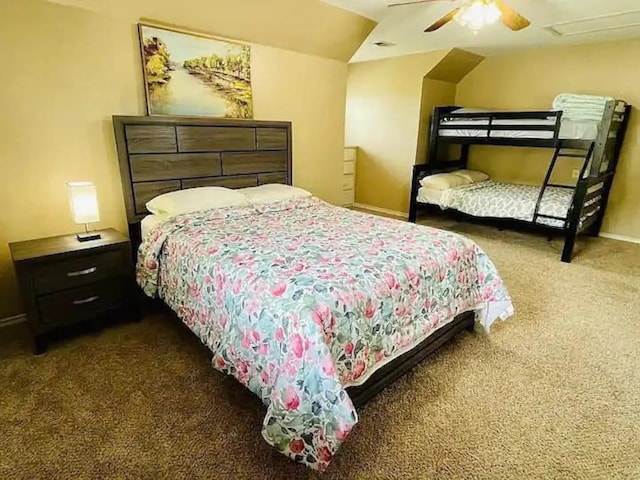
xmin=416 ymin=79 xmax=457 ymax=166
xmin=345 ymin=48 xmax=483 ymax=213
xmin=457 ymin=38 xmax=640 ymax=238
xmin=345 ymin=51 xmax=449 ymax=213
xmin=0 ymin=0 xmax=356 ymax=318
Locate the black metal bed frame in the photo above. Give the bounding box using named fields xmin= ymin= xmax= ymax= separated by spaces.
xmin=409 ymin=101 xmax=631 ymax=263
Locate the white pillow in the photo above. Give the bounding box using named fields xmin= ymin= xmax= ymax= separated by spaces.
xmin=419 ymin=173 xmax=470 ymax=191
xmin=146 ymin=187 xmax=249 ymax=216
xmin=451 ymin=169 xmax=489 ymax=183
xmin=239 ymin=184 xmax=312 ymax=205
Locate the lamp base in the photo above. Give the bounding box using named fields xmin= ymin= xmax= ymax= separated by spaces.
xmin=76 ymin=232 xmax=101 ymax=242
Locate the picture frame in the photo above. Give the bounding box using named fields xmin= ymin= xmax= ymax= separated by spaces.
xmin=137 ymin=23 xmax=253 ymax=118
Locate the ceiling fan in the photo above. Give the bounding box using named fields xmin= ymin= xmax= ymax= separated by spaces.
xmin=388 ymin=0 xmax=531 ymax=33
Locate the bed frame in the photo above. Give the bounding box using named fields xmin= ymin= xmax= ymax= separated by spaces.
xmin=112 ymin=115 xmax=476 ymax=407
xmin=409 ymin=101 xmax=632 ymax=262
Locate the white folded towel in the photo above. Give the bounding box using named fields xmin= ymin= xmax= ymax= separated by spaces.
xmin=552 ymin=93 xmax=614 ymax=121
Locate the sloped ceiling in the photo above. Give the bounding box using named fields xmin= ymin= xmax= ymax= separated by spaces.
xmin=426 ymin=48 xmax=484 ymax=83
xmin=44 ymin=0 xmax=376 ymax=61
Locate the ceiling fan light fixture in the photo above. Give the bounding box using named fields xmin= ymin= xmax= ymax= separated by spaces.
xmin=455 ymin=0 xmax=502 ymax=31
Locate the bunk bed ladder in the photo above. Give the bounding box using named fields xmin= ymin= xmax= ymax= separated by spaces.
xmin=532 ymin=142 xmax=595 ymax=227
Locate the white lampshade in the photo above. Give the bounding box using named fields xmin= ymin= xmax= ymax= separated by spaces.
xmin=67 ymin=182 xmax=100 ymax=225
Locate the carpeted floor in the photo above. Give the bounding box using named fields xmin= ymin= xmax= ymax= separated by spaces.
xmin=2 ymin=218 xmax=639 ymax=480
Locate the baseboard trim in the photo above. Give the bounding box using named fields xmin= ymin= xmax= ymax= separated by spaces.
xmin=599 ymin=232 xmax=640 ymax=245
xmin=0 ymin=314 xmax=27 ymax=328
xmin=352 ymin=207 xmax=639 ymax=244
xmin=352 ymin=203 xmax=408 ymax=220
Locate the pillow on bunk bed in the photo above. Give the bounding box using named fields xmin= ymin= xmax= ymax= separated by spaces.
xmin=419 ymin=173 xmax=471 ymax=190
xmin=451 ymin=169 xmax=489 ymax=183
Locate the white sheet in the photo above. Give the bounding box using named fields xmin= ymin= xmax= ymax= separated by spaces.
xmin=417 ymin=187 xmax=445 ymax=205
xmin=141 ymin=215 xmax=166 ymax=238
xmin=440 ymin=118 xmax=599 ymax=140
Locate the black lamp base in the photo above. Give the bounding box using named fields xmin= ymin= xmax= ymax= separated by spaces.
xmin=76 ymin=232 xmax=101 ymax=242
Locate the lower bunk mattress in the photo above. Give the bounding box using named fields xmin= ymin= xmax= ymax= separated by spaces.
xmin=417 ymin=180 xmax=598 ymax=229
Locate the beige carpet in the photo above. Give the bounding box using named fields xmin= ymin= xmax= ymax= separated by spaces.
xmin=1 ymin=219 xmax=639 ymax=480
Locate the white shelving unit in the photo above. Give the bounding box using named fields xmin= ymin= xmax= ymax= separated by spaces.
xmin=343 ymin=146 xmax=357 ymax=206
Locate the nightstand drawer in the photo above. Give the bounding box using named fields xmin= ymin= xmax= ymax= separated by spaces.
xmin=37 ymin=280 xmax=127 ymax=326
xmin=32 ymin=250 xmax=125 ymax=294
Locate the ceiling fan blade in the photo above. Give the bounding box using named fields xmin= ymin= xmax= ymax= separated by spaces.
xmin=496 ymin=0 xmax=531 ymax=31
xmin=388 ymin=0 xmax=452 ymax=7
xmin=424 ymin=7 xmax=460 ymax=32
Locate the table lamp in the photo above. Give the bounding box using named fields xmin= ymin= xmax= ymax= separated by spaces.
xmin=67 ymin=182 xmax=101 ymax=242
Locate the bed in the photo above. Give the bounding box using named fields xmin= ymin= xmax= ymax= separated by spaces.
xmin=113 ymin=115 xmax=514 ymax=471
xmin=418 ymin=180 xmax=600 ymax=229
xmin=411 ymin=97 xmax=632 ymax=263
xmin=435 ymin=99 xmax=628 ymax=147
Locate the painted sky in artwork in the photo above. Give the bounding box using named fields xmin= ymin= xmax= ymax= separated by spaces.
xmin=141 ymin=26 xmax=246 ymax=63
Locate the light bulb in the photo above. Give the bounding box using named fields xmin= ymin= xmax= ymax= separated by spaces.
xmin=455 ymin=0 xmax=502 ymax=31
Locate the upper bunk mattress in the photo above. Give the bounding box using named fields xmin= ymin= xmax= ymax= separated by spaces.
xmin=417 ymin=180 xmax=599 ymax=228
xmin=439 ymin=117 xmax=599 ymax=140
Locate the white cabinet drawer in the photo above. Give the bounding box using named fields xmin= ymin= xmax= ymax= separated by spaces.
xmin=344 ymin=147 xmax=357 ymax=162
xmin=343 ymin=161 xmax=355 ymax=175
xmin=342 ymin=189 xmax=354 ymax=206
xmin=342 ymin=174 xmax=355 ymax=191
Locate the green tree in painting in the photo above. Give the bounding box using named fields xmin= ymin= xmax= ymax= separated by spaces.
xmin=183 ymin=46 xmax=251 ymax=82
xmin=182 ymin=44 xmax=253 ymax=118
xmin=143 ymin=36 xmax=171 ymax=84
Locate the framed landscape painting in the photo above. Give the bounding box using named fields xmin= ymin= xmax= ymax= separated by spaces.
xmin=138 ymin=24 xmax=253 ymax=118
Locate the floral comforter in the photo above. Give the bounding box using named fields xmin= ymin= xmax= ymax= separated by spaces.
xmin=437 ymin=180 xmax=582 ymax=228
xmin=137 ymin=197 xmax=513 ymax=471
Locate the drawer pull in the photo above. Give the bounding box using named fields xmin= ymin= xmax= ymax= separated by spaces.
xmin=73 ymin=296 xmax=100 ymax=305
xmin=66 ymin=267 xmax=97 ymax=277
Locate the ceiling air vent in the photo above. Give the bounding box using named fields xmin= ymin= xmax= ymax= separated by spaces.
xmin=373 ymin=41 xmax=396 ymax=47
xmin=546 ymin=10 xmax=640 ymax=36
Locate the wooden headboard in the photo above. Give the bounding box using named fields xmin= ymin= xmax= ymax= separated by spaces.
xmin=112 ymin=115 xmax=293 ymax=224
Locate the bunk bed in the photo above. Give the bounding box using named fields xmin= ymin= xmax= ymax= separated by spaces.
xmin=408 ymin=96 xmax=632 ymax=263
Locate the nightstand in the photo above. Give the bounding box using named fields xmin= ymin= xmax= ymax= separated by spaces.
xmin=9 ymin=228 xmax=138 ymax=354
